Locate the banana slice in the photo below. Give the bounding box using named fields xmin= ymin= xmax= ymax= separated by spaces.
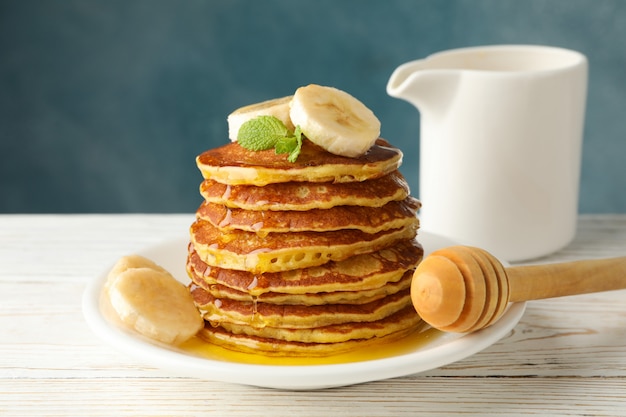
xmin=289 ymin=84 xmax=381 ymax=158
xmin=104 ymin=254 xmax=168 ymax=291
xmin=106 ymin=256 xmax=203 ymax=345
xmin=227 ymin=96 xmax=295 ymax=141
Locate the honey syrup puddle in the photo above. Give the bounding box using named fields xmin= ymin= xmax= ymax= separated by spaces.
xmin=178 ymin=324 xmax=442 ymax=366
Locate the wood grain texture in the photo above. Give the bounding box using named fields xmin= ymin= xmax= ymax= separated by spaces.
xmin=1 ymin=214 xmax=626 ymax=416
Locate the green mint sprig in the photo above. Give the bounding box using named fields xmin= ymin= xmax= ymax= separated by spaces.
xmin=237 ymin=116 xmax=303 ymax=162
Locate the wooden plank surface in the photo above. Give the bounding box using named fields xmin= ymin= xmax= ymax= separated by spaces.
xmin=1 ymin=214 xmax=625 ymax=416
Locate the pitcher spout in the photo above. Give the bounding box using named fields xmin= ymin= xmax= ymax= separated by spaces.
xmin=386 ymin=59 xmax=460 ymax=116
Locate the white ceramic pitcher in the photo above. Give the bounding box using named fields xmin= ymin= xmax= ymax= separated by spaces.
xmin=387 ymin=45 xmax=587 ymax=261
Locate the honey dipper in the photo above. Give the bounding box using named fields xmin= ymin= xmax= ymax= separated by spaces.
xmin=411 ymin=245 xmax=626 ymax=333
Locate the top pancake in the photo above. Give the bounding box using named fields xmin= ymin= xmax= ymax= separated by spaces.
xmin=196 ymin=138 xmax=403 ymax=186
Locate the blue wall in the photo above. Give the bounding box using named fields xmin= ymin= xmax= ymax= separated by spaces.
xmin=1 ymin=0 xmax=625 ymax=213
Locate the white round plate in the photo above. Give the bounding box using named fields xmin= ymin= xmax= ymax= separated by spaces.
xmin=82 ymin=232 xmax=526 ymax=390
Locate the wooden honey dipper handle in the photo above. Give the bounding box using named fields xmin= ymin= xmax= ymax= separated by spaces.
xmin=411 ymin=246 xmax=626 ymax=333
xmin=507 ymin=256 xmax=626 ymax=302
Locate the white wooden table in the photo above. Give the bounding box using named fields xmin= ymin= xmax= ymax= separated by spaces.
xmin=1 ymin=214 xmax=625 ymax=416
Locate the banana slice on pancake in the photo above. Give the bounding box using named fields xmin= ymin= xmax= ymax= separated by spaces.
xmin=227 ymin=96 xmax=294 ymax=141
xmin=290 ymin=84 xmax=381 ymax=157
xmin=106 ymin=256 xmax=203 ymax=345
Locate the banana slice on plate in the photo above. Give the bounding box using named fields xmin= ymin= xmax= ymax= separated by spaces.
xmin=104 ymin=254 xmax=168 ymax=291
xmin=227 ymin=96 xmax=295 ymax=141
xmin=106 ymin=256 xmax=204 ymax=346
xmin=290 ymin=84 xmax=381 ymax=158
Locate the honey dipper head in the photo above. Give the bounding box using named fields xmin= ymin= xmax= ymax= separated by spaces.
xmin=410 ymin=246 xmax=510 ymax=333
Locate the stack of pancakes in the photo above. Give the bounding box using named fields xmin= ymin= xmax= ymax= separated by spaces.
xmin=186 ymin=138 xmax=424 ymax=356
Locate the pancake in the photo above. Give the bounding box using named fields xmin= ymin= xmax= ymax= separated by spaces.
xmin=196 ymin=138 xmax=403 ymax=186
xmin=186 ymin=239 xmax=423 ymax=296
xmin=198 ymin=306 xmax=424 ymax=356
xmin=190 ymin=219 xmax=419 ymax=273
xmin=190 ymin=286 xmax=413 ymax=329
xmin=189 ymin=269 xmax=413 ymax=306
xmin=198 ymin=170 xmax=410 ymax=212
xmin=196 ymin=197 xmax=420 ymax=234
xmin=215 ymin=305 xmax=421 ymax=344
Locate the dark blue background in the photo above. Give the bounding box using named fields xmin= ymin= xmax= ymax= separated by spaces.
xmin=1 ymin=0 xmax=625 ymax=213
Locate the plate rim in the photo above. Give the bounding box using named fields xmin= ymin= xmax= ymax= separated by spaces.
xmin=82 ymin=232 xmax=526 ymax=390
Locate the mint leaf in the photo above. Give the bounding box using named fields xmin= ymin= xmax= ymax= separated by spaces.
xmin=274 ymin=136 xmax=297 ymax=155
xmin=236 ymin=116 xmax=304 ymax=162
xmin=275 ymin=125 xmax=303 ymax=162
xmin=287 ymin=126 xmax=302 ymax=162
xmin=237 ymin=115 xmax=289 ymax=151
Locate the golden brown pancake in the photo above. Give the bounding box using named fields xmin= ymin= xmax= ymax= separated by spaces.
xmin=198 ymin=306 xmax=424 ymax=356
xmin=186 ymin=239 xmax=423 ymax=296
xmin=196 ymin=197 xmax=420 ymax=234
xmin=214 ymin=305 xmax=421 ymax=344
xmin=189 ymin=269 xmax=413 ymax=306
xmin=196 ymin=138 xmax=403 ymax=186
xmin=198 ymin=171 xmax=410 ymax=211
xmin=190 ymin=219 xmax=419 ymax=273
xmin=190 ymin=286 xmax=412 ymax=329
